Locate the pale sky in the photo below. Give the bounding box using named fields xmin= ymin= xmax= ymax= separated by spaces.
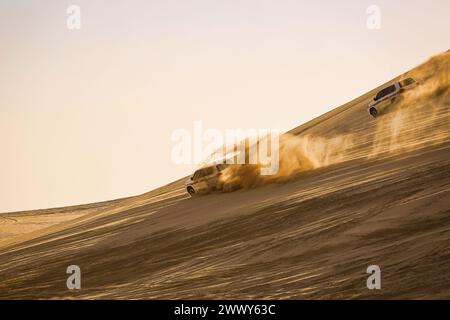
xmin=1 ymin=0 xmax=449 ymax=213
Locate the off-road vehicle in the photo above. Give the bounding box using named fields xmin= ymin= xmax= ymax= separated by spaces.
xmin=368 ymin=77 xmax=417 ymax=118
xmin=185 ymin=164 xmax=229 ymax=196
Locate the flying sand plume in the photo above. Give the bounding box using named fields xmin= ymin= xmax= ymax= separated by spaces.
xmin=369 ymin=51 xmax=450 ymax=157
xmin=212 ymin=51 xmax=450 ymax=191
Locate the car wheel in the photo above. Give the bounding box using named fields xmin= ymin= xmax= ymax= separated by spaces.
xmin=369 ymin=107 xmax=378 ymax=118
xmin=187 ymin=186 xmax=196 ymax=197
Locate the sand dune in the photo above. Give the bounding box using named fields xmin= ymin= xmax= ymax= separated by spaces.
xmin=0 ymin=52 xmax=449 ymax=299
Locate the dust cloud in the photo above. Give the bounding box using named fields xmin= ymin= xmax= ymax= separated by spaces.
xmin=219 ymin=133 xmax=354 ymax=190
xmin=369 ymin=51 xmax=450 ymax=157
xmin=214 ymin=51 xmax=449 ymax=191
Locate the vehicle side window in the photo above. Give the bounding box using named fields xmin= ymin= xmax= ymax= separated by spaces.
xmin=401 ymin=78 xmax=415 ymax=87
xmin=375 ymin=85 xmax=396 ymax=101
xmin=217 ymin=164 xmax=227 ymax=171
xmin=192 ymin=170 xmax=203 ymax=180
xmin=203 ymin=166 xmax=215 ymax=176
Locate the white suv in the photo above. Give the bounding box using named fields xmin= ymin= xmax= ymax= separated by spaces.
xmin=368 ymin=77 xmax=417 ymax=118
xmin=185 ymin=164 xmax=228 ymax=197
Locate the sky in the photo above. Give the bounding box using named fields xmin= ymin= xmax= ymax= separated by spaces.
xmin=0 ymin=0 xmax=449 ymax=213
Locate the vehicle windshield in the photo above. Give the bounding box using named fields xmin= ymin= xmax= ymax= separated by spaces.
xmin=374 ymin=85 xmax=396 ymax=101
xmin=192 ymin=166 xmax=215 ymax=180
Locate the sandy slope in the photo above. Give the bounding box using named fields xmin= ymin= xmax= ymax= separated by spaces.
xmin=0 ymin=52 xmax=449 ymax=299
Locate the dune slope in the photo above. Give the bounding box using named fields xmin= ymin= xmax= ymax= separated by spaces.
xmin=0 ymin=52 xmax=449 ymax=299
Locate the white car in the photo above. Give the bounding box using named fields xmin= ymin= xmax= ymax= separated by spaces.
xmin=368 ymin=77 xmax=417 ymax=118
xmin=185 ymin=163 xmax=260 ymax=197
xmin=185 ymin=164 xmax=228 ymax=197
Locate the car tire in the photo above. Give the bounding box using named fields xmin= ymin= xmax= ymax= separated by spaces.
xmin=187 ymin=186 xmax=196 ymax=197
xmin=369 ymin=107 xmax=378 ymax=118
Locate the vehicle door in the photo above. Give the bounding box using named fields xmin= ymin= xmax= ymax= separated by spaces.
xmin=192 ymin=170 xmax=208 ymax=192
xmin=376 ymin=84 xmax=398 ymax=111
xmin=203 ymin=166 xmax=219 ymax=189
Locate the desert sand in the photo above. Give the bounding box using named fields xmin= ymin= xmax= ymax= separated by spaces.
xmin=0 ymin=52 xmax=449 ymax=299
